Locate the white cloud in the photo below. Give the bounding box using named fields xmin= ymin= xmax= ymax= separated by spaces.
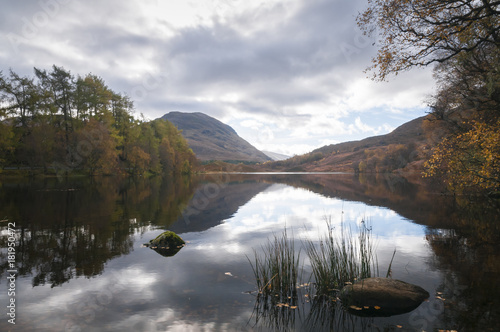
xmin=354 ymin=116 xmax=374 ymax=133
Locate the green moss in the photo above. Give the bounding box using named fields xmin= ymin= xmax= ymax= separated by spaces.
xmin=147 ymin=231 xmax=185 ymax=257
xmin=150 ymin=231 xmax=185 ymax=247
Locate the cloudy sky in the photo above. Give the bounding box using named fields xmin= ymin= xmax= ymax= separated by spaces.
xmin=0 ymin=0 xmax=435 ymax=156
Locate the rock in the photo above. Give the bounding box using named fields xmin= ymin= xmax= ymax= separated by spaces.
xmin=146 ymin=231 xmax=185 ymax=257
xmin=340 ymin=277 xmax=429 ymax=317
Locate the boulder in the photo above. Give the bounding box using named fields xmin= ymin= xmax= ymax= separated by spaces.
xmin=146 ymin=231 xmax=185 ymax=257
xmin=340 ymin=277 xmax=429 ymax=317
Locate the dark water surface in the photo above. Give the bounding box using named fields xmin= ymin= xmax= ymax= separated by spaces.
xmin=0 ymin=173 xmax=499 ymax=331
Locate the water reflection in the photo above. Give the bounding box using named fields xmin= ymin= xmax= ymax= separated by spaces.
xmin=0 ymin=173 xmax=498 ymax=331
xmin=0 ymin=176 xmax=195 ymax=287
xmin=425 ymin=197 xmax=500 ymax=331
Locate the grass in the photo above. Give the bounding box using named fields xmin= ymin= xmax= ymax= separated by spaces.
xmin=247 ymin=217 xmax=392 ymax=330
xmin=247 ymin=228 xmax=301 ymax=303
xmin=248 ymin=217 xmax=378 ymax=301
xmin=305 ymin=218 xmax=377 ymax=298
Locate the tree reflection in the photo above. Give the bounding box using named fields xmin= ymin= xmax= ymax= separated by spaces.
xmin=0 ymin=175 xmax=195 ymax=287
xmin=425 ymin=197 xmax=500 ymax=331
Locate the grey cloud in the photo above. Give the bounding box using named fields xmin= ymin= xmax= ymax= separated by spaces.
xmin=0 ymin=0 xmax=431 ymax=154
xmin=159 ymin=0 xmax=373 ymax=100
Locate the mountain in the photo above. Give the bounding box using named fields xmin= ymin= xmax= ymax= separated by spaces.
xmin=311 ymin=116 xmax=427 ymax=156
xmin=161 ymin=112 xmax=271 ymax=163
xmin=262 ymin=151 xmax=290 ymax=161
xmin=261 ymin=115 xmax=443 ymax=173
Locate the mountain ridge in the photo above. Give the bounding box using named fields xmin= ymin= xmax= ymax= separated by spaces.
xmin=258 ymin=115 xmax=441 ymax=173
xmin=161 ymin=112 xmax=271 ymax=163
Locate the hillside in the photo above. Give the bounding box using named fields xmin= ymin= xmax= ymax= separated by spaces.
xmin=260 ymin=115 xmax=443 ymax=173
xmin=161 ymin=112 xmax=271 ymax=163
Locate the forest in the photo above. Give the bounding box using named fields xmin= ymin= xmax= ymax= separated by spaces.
xmin=0 ymin=66 xmax=196 ymax=176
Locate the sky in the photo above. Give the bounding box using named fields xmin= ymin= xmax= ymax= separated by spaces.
xmin=0 ymin=0 xmax=435 ymax=156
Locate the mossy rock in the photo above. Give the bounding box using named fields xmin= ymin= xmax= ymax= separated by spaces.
xmin=146 ymin=231 xmax=185 ymax=257
xmin=340 ymin=277 xmax=429 ymax=317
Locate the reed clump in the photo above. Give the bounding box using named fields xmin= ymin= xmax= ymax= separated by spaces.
xmin=248 ymin=219 xmax=377 ymax=301
xmin=248 ymin=229 xmax=300 ymax=302
xmin=305 ymin=219 xmax=377 ymax=298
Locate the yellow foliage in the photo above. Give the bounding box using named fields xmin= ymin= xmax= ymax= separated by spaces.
xmin=424 ymin=120 xmax=500 ymax=194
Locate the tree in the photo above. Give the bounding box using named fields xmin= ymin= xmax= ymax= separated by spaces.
xmin=23 ymin=117 xmax=57 ymax=171
xmin=159 ymin=137 xmax=176 ymax=174
xmin=128 ymin=146 xmax=151 ymax=174
xmin=0 ymin=121 xmax=14 ymax=167
xmin=73 ymin=118 xmax=119 ymax=175
xmin=35 ymin=66 xmax=75 ymax=142
xmin=79 ymin=74 xmax=113 ymax=120
xmin=0 ymin=69 xmax=40 ymax=128
xmin=424 ymin=119 xmax=500 ymax=194
xmin=357 ymin=0 xmax=500 ymax=80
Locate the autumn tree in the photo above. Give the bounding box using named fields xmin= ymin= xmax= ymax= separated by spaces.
xmin=424 ymin=120 xmax=500 ymax=194
xmin=0 ymin=66 xmax=196 ymax=176
xmin=358 ymin=0 xmax=500 ymax=194
xmin=128 ymin=146 xmax=151 ymax=174
xmin=357 ymin=0 xmax=500 ymax=80
xmin=73 ymin=118 xmax=120 ymax=175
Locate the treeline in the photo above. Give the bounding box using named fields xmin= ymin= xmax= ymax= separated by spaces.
xmin=353 ymin=143 xmax=421 ymax=174
xmin=0 ymin=65 xmax=196 ymax=176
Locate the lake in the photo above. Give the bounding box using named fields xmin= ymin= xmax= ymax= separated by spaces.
xmin=1 ymin=173 xmax=499 ymax=331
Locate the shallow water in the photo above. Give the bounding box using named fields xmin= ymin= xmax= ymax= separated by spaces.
xmin=0 ymin=173 xmax=499 ymax=331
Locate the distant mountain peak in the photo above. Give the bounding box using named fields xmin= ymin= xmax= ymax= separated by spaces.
xmin=262 ymin=151 xmax=290 ymax=161
xmin=160 ymin=112 xmax=271 ymax=163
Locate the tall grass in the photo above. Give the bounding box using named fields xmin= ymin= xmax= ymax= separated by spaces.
xmin=304 ymin=218 xmax=377 ymax=298
xmin=248 ymin=228 xmax=301 ymax=302
xmin=248 ymin=218 xmax=377 ymax=300
xmin=248 ymin=218 xmax=380 ymax=330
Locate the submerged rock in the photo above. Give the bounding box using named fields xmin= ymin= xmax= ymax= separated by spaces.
xmin=340 ymin=277 xmax=429 ymax=317
xmin=145 ymin=231 xmax=185 ymax=257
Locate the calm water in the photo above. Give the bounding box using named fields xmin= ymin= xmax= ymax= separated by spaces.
xmin=0 ymin=173 xmax=499 ymax=331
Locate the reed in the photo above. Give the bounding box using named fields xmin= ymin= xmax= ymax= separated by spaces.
xmin=248 ymin=228 xmax=301 ymax=302
xmin=248 ymin=218 xmax=377 ymax=300
xmin=304 ymin=218 xmax=377 ymax=298
xmin=248 ymin=218 xmax=380 ymax=330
